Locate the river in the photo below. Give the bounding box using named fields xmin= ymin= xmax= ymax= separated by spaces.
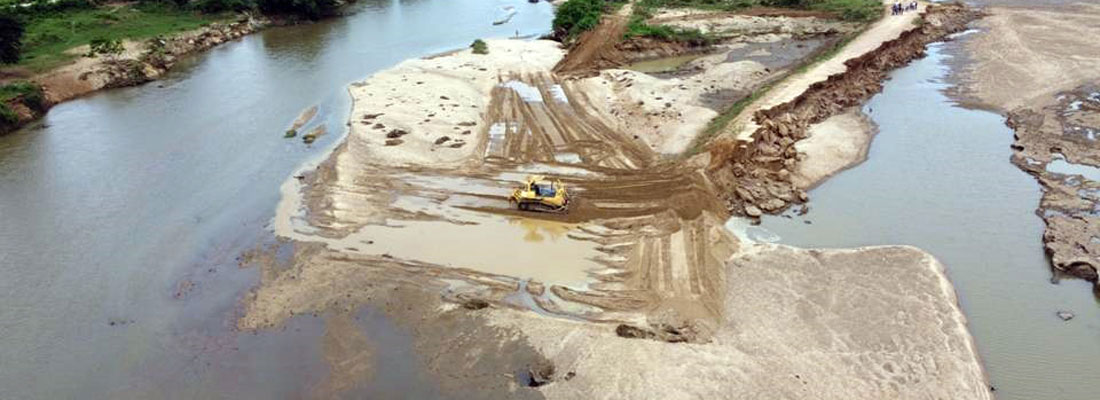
xmin=0 ymin=0 xmax=553 ymax=398
xmin=745 ymin=41 xmax=1100 ymax=399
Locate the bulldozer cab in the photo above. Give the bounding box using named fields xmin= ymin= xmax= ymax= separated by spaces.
xmin=531 ymin=181 xmax=557 ymax=197
xmin=511 ymin=175 xmax=569 ymax=213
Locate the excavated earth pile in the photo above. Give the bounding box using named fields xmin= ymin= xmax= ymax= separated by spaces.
xmin=706 ymin=3 xmax=980 ymax=218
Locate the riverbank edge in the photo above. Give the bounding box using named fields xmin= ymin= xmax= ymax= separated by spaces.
xmin=0 ymin=9 xmax=370 ymax=135
xmin=705 ymin=2 xmax=982 ymax=220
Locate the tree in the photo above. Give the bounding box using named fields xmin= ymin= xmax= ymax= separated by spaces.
xmin=0 ymin=13 xmax=24 ymax=64
xmin=470 ymin=39 xmax=488 ymax=55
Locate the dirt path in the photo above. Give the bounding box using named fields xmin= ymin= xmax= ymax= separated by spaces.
xmin=552 ymin=3 xmax=634 ymax=76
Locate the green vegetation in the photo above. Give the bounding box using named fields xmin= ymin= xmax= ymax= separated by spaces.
xmin=84 ymin=37 xmax=124 ymax=58
xmin=14 ymin=3 xmax=228 ymax=72
xmin=684 ymin=84 xmax=765 ymax=157
xmin=551 ymin=0 xmax=626 ymax=40
xmin=0 ymin=80 xmax=45 ymax=125
xmin=632 ymin=0 xmax=882 ymax=22
xmin=0 ymin=13 xmax=23 ymax=63
xmin=2 ymin=0 xmax=343 ymax=72
xmin=625 ymin=0 xmax=712 ymax=44
xmin=470 ymin=38 xmax=488 ymax=55
xmin=256 ymin=0 xmax=340 ymax=20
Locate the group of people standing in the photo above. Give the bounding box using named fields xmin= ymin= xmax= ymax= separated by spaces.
xmin=892 ymin=1 xmax=918 ymax=15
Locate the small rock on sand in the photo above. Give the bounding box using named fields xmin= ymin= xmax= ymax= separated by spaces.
xmin=745 ymin=205 xmax=763 ymax=217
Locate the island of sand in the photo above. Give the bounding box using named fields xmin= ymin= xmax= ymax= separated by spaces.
xmin=240 ymin=3 xmax=992 ymax=398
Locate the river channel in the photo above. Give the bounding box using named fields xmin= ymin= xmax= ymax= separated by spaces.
xmin=744 ymin=41 xmax=1100 ymax=400
xmin=0 ymin=1 xmax=552 ymax=398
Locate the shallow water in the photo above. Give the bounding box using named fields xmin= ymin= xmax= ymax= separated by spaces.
xmin=626 ymin=54 xmax=704 ymax=73
xmin=0 ymin=0 xmax=552 ymax=397
xmin=752 ymin=43 xmax=1100 ymax=399
xmin=1046 ymin=158 xmax=1100 ymax=181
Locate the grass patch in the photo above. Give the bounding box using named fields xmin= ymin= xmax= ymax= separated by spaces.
xmin=17 ymin=3 xmax=230 ymax=72
xmin=683 ymin=85 xmax=767 ymax=157
xmin=0 ymin=80 xmax=45 ymax=125
xmin=625 ymin=0 xmax=714 ymax=44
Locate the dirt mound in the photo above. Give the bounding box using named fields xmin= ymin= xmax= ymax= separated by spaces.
xmin=706 ymin=3 xmax=980 ymax=218
xmin=553 ymin=4 xmax=633 ymax=77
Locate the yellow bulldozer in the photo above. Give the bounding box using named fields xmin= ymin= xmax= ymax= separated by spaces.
xmin=509 ymin=175 xmax=570 ymax=213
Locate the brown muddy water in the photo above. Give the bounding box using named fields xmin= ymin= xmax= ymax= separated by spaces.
xmin=0 ymin=0 xmax=552 ymax=398
xmin=738 ymin=42 xmax=1100 ymax=399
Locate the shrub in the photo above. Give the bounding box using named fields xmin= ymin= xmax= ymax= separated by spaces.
xmin=470 ymin=39 xmax=488 ymax=55
xmin=257 ymin=0 xmax=339 ymax=20
xmin=552 ymin=0 xmax=611 ymax=39
xmin=85 ymin=37 xmax=124 ymax=58
xmin=195 ymin=0 xmax=256 ymax=13
xmin=0 ymin=13 xmax=23 ymax=64
xmin=0 ymin=103 xmax=18 ymax=125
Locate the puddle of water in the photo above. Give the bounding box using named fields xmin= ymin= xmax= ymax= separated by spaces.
xmin=626 ymin=54 xmax=703 ymax=74
xmin=485 ymin=122 xmax=509 ymax=158
xmin=1046 ymin=159 xmax=1100 ymax=181
xmin=500 ymin=81 xmax=543 ymax=102
xmin=547 ymin=84 xmax=569 ymax=103
xmin=552 ymin=152 xmax=581 ymax=164
xmin=755 ymin=43 xmax=1100 ymax=400
xmin=323 ymin=214 xmax=600 ymax=288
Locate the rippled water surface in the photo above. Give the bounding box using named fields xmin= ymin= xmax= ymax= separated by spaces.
xmin=0 ymin=1 xmax=552 ymax=397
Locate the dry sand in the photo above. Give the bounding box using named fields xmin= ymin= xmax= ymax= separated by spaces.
xmin=954 ymin=2 xmax=1100 ymax=110
xmin=486 ymin=244 xmax=991 ymax=399
xmin=792 ymin=107 xmax=876 ymax=189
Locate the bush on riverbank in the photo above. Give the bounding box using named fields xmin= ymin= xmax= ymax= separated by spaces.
xmin=0 ymin=80 xmax=45 ymax=126
xmin=552 ymin=0 xmax=626 ymax=40
xmin=256 ymin=0 xmax=340 ymax=20
xmin=471 ymin=39 xmax=488 ymax=54
xmin=0 ymin=12 xmax=23 ymax=64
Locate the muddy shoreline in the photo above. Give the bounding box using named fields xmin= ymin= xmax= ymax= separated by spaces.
xmin=949 ymin=2 xmax=1100 ymax=295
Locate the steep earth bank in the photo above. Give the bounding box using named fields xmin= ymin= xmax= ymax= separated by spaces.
xmin=705 ymin=3 xmax=980 ymax=219
xmin=952 ymin=2 xmax=1100 ymax=294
